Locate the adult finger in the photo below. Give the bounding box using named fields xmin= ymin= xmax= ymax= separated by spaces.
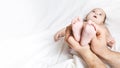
xmin=91 ymin=22 xmax=106 ymax=38
xmin=65 ymin=24 xmax=72 ymax=42
xmin=67 ymin=36 xmax=81 ymax=51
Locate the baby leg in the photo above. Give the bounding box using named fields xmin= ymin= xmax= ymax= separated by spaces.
xmin=72 ymin=17 xmax=83 ymax=42
xmin=80 ymin=21 xmax=96 ymax=46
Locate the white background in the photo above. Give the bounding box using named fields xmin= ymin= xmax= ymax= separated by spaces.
xmin=0 ymin=0 xmax=120 ymax=68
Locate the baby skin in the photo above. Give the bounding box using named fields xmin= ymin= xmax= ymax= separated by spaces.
xmin=54 ymin=8 xmax=115 ymax=47
xmin=71 ymin=17 xmax=96 ymax=46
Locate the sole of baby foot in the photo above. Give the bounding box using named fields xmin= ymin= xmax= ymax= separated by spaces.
xmin=80 ymin=23 xmax=96 ymax=46
xmin=72 ymin=17 xmax=83 ymax=42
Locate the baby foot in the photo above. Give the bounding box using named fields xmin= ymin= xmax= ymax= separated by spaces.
xmin=80 ymin=20 xmax=96 ymax=46
xmin=72 ymin=17 xmax=83 ymax=42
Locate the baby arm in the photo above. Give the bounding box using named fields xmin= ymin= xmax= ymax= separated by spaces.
xmin=55 ymin=16 xmax=83 ymax=42
xmin=54 ymin=25 xmax=71 ymax=41
xmin=105 ymin=26 xmax=115 ymax=48
xmin=107 ymin=34 xmax=115 ymax=48
xmin=54 ymin=27 xmax=66 ymax=41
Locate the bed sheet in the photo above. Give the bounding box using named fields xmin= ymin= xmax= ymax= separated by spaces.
xmin=0 ymin=0 xmax=120 ymax=68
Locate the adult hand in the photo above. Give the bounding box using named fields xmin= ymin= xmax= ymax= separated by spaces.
xmin=90 ymin=24 xmax=108 ymax=55
xmin=65 ymin=25 xmax=106 ymax=68
xmin=90 ymin=24 xmax=120 ymax=68
xmin=65 ymin=24 xmax=91 ymax=54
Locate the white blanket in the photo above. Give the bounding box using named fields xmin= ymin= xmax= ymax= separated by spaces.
xmin=0 ymin=0 xmax=120 ymax=68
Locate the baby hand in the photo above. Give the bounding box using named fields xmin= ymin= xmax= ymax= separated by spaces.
xmin=54 ymin=30 xmax=65 ymax=41
xmin=107 ymin=38 xmax=115 ymax=48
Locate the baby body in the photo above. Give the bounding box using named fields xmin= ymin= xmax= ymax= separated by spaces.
xmin=54 ymin=8 xmax=115 ymax=47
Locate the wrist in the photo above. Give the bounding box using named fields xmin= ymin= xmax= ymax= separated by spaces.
xmin=77 ymin=46 xmax=91 ymax=56
xmin=79 ymin=50 xmax=106 ymax=68
xmin=95 ymin=47 xmax=112 ymax=60
xmin=91 ymin=45 xmax=109 ymax=57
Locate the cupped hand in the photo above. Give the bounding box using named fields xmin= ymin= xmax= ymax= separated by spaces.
xmin=90 ymin=23 xmax=109 ymax=56
xmin=65 ymin=24 xmax=106 ymax=68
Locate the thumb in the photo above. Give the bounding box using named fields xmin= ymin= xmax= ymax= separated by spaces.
xmin=91 ymin=35 xmax=98 ymax=44
xmin=91 ymin=33 xmax=106 ymax=48
xmin=65 ymin=25 xmax=72 ymax=41
xmin=68 ymin=36 xmax=81 ymax=51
